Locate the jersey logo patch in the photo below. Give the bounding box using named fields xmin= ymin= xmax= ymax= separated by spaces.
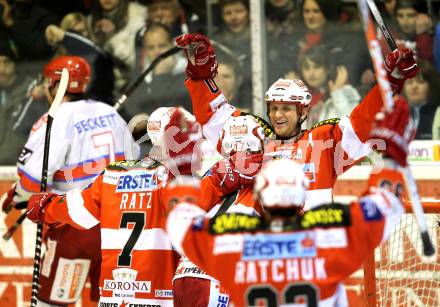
xmin=17 ymin=147 xmax=33 ymax=165
xmin=300 ymin=203 xmax=351 ymax=229
xmin=103 ymin=268 xmax=151 ymax=297
xmin=115 ymin=170 xmax=157 ymax=192
xmin=359 ymin=197 xmax=383 ymax=221
xmin=241 ymin=112 xmax=275 ymax=137
xmin=242 ymin=232 xmax=317 ymax=260
xmin=311 ymin=118 xmax=340 ymax=130
xmin=209 ymin=213 xmax=262 ymax=235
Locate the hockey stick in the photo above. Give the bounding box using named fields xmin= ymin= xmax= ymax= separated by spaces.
xmin=359 ymin=0 xmax=435 ymax=256
xmin=30 ymin=68 xmax=69 ymax=307
xmin=4 ymin=47 xmax=181 ymax=239
xmin=113 ymin=46 xmax=181 ymax=111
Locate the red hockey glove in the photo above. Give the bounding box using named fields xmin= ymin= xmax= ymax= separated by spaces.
xmin=1 ymin=185 xmax=16 ymax=213
xmin=162 ymin=108 xmax=203 ymax=176
xmin=26 ymin=193 xmax=57 ymax=223
xmin=384 ymin=48 xmax=418 ymax=94
xmin=370 ymin=97 xmax=416 ymax=167
xmin=210 ymin=152 xmax=263 ymax=195
xmin=176 ymin=33 xmax=218 ymax=80
xmin=1 ymin=184 xmax=27 ymax=213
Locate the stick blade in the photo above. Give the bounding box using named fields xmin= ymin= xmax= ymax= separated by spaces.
xmin=421 ymin=231 xmax=436 ymax=256
xmin=48 ymin=68 xmax=69 ymax=118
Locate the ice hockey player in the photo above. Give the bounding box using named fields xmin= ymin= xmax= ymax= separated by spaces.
xmin=175 ymin=33 xmax=418 ymax=209
xmin=24 ymin=107 xmax=202 ymax=307
xmin=173 ymin=114 xmax=270 ymax=307
xmin=161 ymin=91 xmax=415 ymax=306
xmin=0 ymin=55 xmax=139 ymax=306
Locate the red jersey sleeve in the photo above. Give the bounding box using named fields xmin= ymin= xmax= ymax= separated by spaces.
xmin=44 ymin=173 xmax=103 ymax=229
xmin=199 ymin=175 xmax=224 ymax=211
xmin=185 ymin=79 xmax=238 ymax=146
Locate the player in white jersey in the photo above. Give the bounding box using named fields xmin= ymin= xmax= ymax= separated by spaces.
xmin=1 ymin=56 xmax=139 ymax=306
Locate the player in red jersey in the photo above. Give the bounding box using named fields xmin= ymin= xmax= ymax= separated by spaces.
xmin=175 ymin=33 xmax=418 ymax=210
xmin=159 ymin=95 xmax=415 ymax=306
xmin=24 ymin=106 xmax=203 ymax=306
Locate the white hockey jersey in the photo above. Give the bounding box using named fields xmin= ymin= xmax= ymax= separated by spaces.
xmin=14 ymin=99 xmax=139 ymax=199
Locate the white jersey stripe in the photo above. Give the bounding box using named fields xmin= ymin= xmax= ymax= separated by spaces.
xmin=66 ymin=188 xmax=100 ymax=229
xmin=338 ymin=116 xmax=372 ymax=160
xmin=166 ymin=203 xmax=207 ymax=256
xmin=101 ymin=228 xmax=173 ymax=251
xmin=203 ymin=93 xmax=236 ymax=146
xmin=304 ymin=188 xmax=333 ymax=210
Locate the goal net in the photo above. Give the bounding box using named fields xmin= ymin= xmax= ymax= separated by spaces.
xmin=364 ymin=203 xmax=440 ymax=306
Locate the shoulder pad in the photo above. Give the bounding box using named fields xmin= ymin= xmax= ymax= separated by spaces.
xmin=311 ymin=118 xmax=340 ymax=130
xmin=107 ymin=159 xmax=161 ymax=171
xmin=299 ymin=203 xmax=351 ymax=229
xmin=208 ymin=213 xmax=263 ymax=235
xmin=240 ymin=111 xmax=275 ymax=138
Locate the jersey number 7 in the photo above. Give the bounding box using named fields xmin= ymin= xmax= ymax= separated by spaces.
xmin=117 ymin=212 xmax=145 ymax=266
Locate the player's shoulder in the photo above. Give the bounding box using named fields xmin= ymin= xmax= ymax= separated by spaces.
xmin=208 ymin=212 xmax=263 ymax=235
xmin=310 ymin=118 xmax=340 ymax=131
xmin=299 ymin=203 xmax=352 ymax=229
xmin=106 ymin=157 xmax=162 ymax=171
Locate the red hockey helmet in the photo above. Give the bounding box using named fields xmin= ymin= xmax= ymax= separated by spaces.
xmin=43 ymin=56 xmax=91 ymax=94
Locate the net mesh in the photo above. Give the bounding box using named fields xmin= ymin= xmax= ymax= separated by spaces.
xmin=374 ymin=212 xmax=440 ymax=306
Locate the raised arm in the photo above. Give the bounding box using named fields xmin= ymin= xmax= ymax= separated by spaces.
xmin=176 ymin=33 xmax=239 ymax=145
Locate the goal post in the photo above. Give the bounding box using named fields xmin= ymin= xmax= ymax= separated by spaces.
xmin=363 ymin=202 xmax=440 ymax=307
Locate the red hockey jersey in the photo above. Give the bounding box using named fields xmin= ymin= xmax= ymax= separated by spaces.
xmin=43 ymin=158 xmax=179 ymax=306
xmin=165 ymin=172 xmax=404 ymax=306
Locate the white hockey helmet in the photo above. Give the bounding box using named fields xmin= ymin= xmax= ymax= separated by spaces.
xmin=147 ymin=107 xmax=196 ymax=148
xmin=265 ymin=78 xmax=312 ymax=122
xmin=254 ymin=159 xmax=309 ymax=210
xmin=217 ymin=115 xmax=265 ymax=155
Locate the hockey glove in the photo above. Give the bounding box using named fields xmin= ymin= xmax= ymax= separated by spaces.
xmin=26 ymin=192 xmax=57 ymax=223
xmin=176 ymin=33 xmax=218 ymax=80
xmin=162 ymin=108 xmax=203 ymax=177
xmin=384 ymin=48 xmax=418 ymax=94
xmin=1 ymin=184 xmax=27 ymax=213
xmin=210 ymin=152 xmax=263 ymax=195
xmin=370 ymin=96 xmax=416 ymax=167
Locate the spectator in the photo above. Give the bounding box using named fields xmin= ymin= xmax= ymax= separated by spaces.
xmin=0 ymin=37 xmax=46 ymax=164
xmin=265 ymin=0 xmax=302 ymax=83
xmin=0 ymin=0 xmax=59 ymax=74
xmin=213 ymin=0 xmax=250 ymax=62
xmin=214 ymin=55 xmax=245 ymax=110
xmin=143 ymin=0 xmax=189 ymax=37
xmin=290 ymin=0 xmax=370 ymax=86
xmin=124 ymin=23 xmax=190 ymax=118
xmin=89 ymin=0 xmax=146 ymax=91
xmin=381 ymin=0 xmax=434 ymax=63
xmin=298 ymin=46 xmax=361 ymax=129
xmin=134 ymin=0 xmax=203 ymax=64
xmin=45 ymin=12 xmax=115 ymax=102
xmin=403 ymin=60 xmax=440 ymax=140
xmin=212 ymin=0 xmax=254 ymax=111
xmin=265 ymin=0 xmax=299 ymax=38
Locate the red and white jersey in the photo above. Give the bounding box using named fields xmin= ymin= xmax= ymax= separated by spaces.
xmin=166 ymin=181 xmax=404 ymax=306
xmin=43 ymin=159 xmax=179 ymax=306
xmin=14 ymin=99 xmax=139 ymax=200
xmin=173 ymin=185 xmax=262 ymax=283
xmin=186 ymin=79 xmax=384 ymax=209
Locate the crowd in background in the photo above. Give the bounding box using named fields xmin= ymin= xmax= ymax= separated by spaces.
xmin=1 ymin=0 xmax=440 ymax=165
